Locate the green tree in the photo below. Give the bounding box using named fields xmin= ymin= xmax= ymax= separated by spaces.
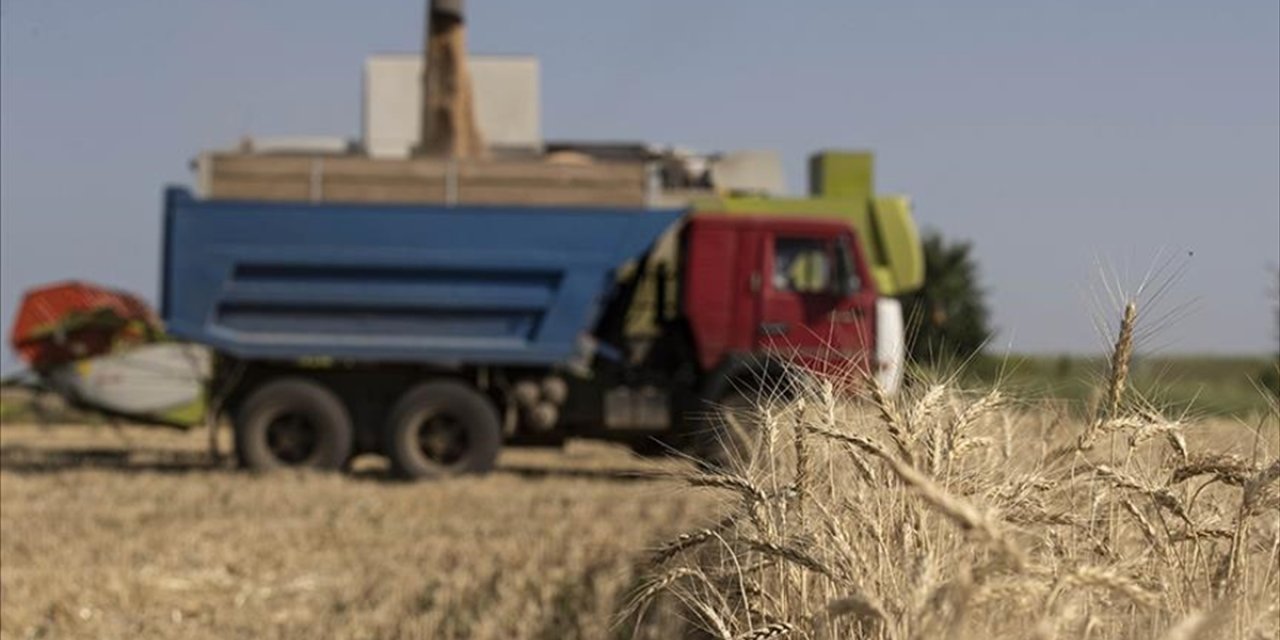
xmin=902 ymin=231 xmax=993 ymax=365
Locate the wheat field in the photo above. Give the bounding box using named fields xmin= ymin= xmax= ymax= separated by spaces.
xmin=2 ymin=323 xmax=1277 ymax=639
xmin=632 ymin=380 xmax=1278 ymax=639
xmin=629 ymin=306 xmax=1279 ymax=640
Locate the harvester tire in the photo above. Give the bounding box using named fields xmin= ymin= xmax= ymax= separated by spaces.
xmin=385 ymin=380 xmax=501 ymax=480
xmin=234 ymin=378 xmax=354 ymax=472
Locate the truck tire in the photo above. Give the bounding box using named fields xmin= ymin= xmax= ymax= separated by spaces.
xmin=234 ymin=378 xmax=354 ymax=472
xmin=385 ymin=380 xmax=502 ymax=480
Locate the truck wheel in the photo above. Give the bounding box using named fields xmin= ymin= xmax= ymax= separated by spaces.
xmin=385 ymin=380 xmax=501 ymax=480
xmin=234 ymin=378 xmax=354 ymax=471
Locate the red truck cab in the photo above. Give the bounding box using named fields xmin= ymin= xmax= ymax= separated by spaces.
xmin=683 ymin=214 xmax=879 ymax=379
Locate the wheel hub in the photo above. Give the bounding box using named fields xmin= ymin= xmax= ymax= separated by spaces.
xmin=265 ymin=413 xmax=320 ymax=464
xmin=414 ymin=413 xmax=469 ymax=466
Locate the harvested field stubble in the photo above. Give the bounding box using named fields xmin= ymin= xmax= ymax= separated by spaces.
xmin=0 ymin=429 xmax=713 ymax=639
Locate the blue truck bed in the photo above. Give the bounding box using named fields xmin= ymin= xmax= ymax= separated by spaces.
xmin=161 ymin=188 xmax=683 ymax=367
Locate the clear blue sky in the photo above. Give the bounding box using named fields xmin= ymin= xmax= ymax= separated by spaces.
xmin=2 ymin=0 xmax=1277 ymax=369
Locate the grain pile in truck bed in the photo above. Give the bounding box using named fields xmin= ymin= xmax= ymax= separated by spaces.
xmin=195 ymin=153 xmax=650 ymax=207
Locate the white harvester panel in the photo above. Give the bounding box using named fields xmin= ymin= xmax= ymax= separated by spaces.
xmin=46 ymin=343 xmax=211 ymax=426
xmin=875 ymin=298 xmax=906 ymax=396
xmin=364 ymin=54 xmax=541 ymax=158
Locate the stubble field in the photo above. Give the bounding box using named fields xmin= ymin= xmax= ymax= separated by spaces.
xmin=0 ymin=424 xmax=713 ymax=639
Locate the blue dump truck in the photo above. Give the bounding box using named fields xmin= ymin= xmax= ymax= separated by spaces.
xmin=163 ymin=184 xmax=901 ymax=478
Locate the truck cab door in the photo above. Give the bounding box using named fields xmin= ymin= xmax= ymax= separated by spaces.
xmin=755 ymin=229 xmax=877 ymax=377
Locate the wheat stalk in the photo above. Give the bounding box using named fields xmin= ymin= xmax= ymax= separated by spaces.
xmin=1169 ymin=454 xmax=1256 ymax=487
xmin=805 ymin=422 xmax=1026 ymax=569
xmin=1076 ymin=301 xmax=1137 ymax=453
xmin=651 ymin=517 xmax=734 ymax=566
xmin=733 ymin=622 xmax=795 ymax=640
xmin=866 ymin=372 xmax=915 ymax=464
xmin=1067 ymin=565 xmax=1162 ymax=610
xmin=625 ymin=565 xmax=723 ymax=627
xmin=740 ymin=537 xmax=840 ymax=582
